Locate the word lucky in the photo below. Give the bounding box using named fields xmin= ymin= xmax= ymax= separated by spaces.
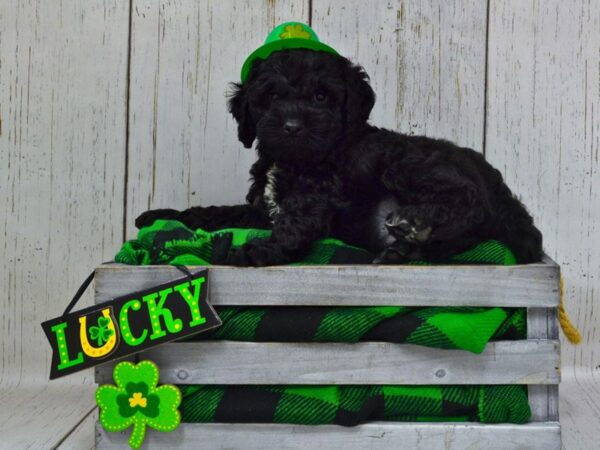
xmin=51 ymin=276 xmax=208 ymax=371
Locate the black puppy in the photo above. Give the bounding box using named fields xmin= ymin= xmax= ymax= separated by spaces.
xmin=137 ymin=49 xmax=542 ymax=266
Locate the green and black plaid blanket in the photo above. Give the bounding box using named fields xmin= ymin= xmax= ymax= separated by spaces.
xmin=116 ymin=219 xmax=518 ymax=267
xmin=185 ymin=304 xmax=524 ymax=353
xmin=179 ymin=384 xmax=530 ymax=425
xmin=116 ymin=220 xmax=525 ymax=353
xmin=116 ymin=220 xmax=530 ymax=424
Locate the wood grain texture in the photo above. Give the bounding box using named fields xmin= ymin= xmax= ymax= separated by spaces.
xmin=529 ymin=385 xmax=560 ymax=423
xmin=0 ymin=384 xmax=95 ymax=448
xmin=0 ymin=0 xmax=129 ymax=386
xmin=57 ymin=408 xmax=97 ymax=450
xmin=125 ymin=0 xmax=309 ymax=239
xmin=528 ymin=307 xmax=559 ymax=340
xmin=95 ymin=261 xmax=560 ymax=307
xmin=313 ymin=0 xmax=487 ymax=151
xmin=560 ymin=373 xmax=600 ymax=450
xmin=95 ymin=340 xmax=559 ymax=385
xmin=95 ymin=421 xmax=561 ymax=450
xmin=528 ymin=307 xmax=559 ymax=422
xmin=486 ymin=0 xmax=600 ymax=381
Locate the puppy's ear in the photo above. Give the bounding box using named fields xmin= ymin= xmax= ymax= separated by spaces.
xmin=228 ymin=82 xmax=256 ymax=148
xmin=344 ymin=64 xmax=375 ymax=131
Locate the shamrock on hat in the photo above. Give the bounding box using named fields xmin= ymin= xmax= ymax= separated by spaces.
xmin=240 ymin=21 xmax=338 ymax=82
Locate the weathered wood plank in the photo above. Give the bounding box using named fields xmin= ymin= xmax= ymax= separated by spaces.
xmin=96 ymin=421 xmax=561 ymax=450
xmin=0 ymin=0 xmax=128 ymax=386
xmin=528 ymin=385 xmax=556 ymax=423
xmin=94 ymin=354 xmax=137 ymax=385
xmin=547 ymin=308 xmax=559 ymax=340
xmin=528 ymin=307 xmax=559 ymax=341
xmin=548 ymin=385 xmax=559 ymax=422
xmin=313 ymin=0 xmax=487 ymax=151
xmin=486 ymin=0 xmax=599 ymax=377
xmin=527 ymin=308 xmax=548 ymax=339
xmin=528 ymin=385 xmax=547 ymax=422
xmin=0 ymin=384 xmax=96 ymax=449
xmin=96 ymin=340 xmax=559 ymax=385
xmin=527 ymin=306 xmax=560 ymax=422
xmin=56 ymin=408 xmax=97 ymax=450
xmin=560 ymin=373 xmax=600 ymax=450
xmin=95 ymin=262 xmax=560 ymax=307
xmin=125 ymin=0 xmax=309 ymax=239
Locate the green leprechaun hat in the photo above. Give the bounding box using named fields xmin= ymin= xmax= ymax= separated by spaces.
xmin=240 ymin=22 xmax=338 ymax=83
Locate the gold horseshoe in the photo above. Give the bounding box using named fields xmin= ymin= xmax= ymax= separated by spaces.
xmin=79 ymin=308 xmax=118 ymax=358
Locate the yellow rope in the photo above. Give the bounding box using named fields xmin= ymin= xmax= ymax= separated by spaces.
xmin=558 ymin=276 xmax=582 ymax=344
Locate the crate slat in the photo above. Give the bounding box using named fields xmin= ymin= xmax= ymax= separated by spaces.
xmin=527 ymin=307 xmax=559 ymax=339
xmin=527 ymin=307 xmax=560 ymax=422
xmin=548 ymin=385 xmax=559 ymax=421
xmin=95 ymin=421 xmax=560 ymax=450
xmin=529 ymin=385 xmax=551 ymax=422
xmin=95 ymin=261 xmax=560 ymax=307
xmin=96 ymin=339 xmax=559 ymax=385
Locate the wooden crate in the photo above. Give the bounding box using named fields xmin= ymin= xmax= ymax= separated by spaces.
xmin=94 ymin=257 xmax=561 ymax=449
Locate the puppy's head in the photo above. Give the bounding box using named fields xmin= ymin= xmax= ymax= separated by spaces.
xmin=228 ymin=49 xmax=375 ymax=165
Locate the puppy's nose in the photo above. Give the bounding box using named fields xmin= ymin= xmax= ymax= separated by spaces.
xmin=283 ymin=119 xmax=303 ymax=135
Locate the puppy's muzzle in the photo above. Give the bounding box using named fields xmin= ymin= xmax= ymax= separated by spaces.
xmin=283 ymin=119 xmax=303 ymax=135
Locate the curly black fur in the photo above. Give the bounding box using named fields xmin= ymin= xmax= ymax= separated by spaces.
xmin=136 ymin=49 xmax=543 ymax=266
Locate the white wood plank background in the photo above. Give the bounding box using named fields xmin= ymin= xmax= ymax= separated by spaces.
xmin=0 ymin=0 xmax=128 ymax=447
xmin=0 ymin=384 xmax=96 ymax=448
xmin=124 ymin=0 xmax=310 ymax=239
xmin=1 ymin=0 xmax=599 ymax=447
xmin=0 ymin=0 xmax=129 ymax=387
xmin=314 ymin=0 xmax=487 ymax=151
xmin=57 ymin=408 xmax=97 ymax=450
xmin=485 ymin=0 xmax=600 ymax=381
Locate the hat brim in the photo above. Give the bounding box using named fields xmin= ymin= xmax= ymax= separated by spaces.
xmin=240 ymin=39 xmax=339 ymax=83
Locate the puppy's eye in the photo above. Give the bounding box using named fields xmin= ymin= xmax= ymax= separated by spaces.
xmin=270 ymin=92 xmax=279 ymax=101
xmin=314 ymin=92 xmax=327 ymax=103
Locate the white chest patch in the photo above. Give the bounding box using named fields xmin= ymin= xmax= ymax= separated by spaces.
xmin=263 ymin=164 xmax=281 ymax=220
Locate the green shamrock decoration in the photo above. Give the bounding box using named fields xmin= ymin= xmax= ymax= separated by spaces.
xmin=89 ymin=316 xmax=114 ymax=346
xmin=96 ymin=360 xmax=181 ymax=449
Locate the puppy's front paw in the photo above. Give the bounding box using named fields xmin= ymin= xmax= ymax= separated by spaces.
xmin=373 ymin=242 xmax=410 ymax=264
xmin=373 ymin=242 xmax=422 ymax=264
xmin=135 ymin=209 xmax=180 ymax=228
xmin=385 ymin=210 xmax=432 ymax=244
xmin=225 ymin=247 xmax=255 ymax=267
